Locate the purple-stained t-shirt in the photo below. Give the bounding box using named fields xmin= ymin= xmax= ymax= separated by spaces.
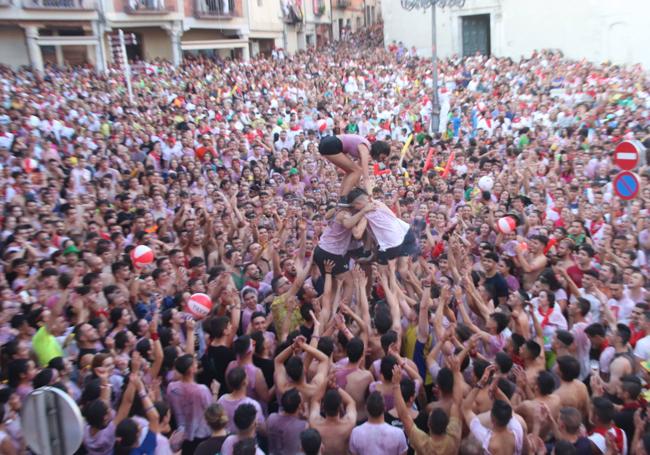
xmin=220 ymin=434 xmax=265 ymax=455
xmin=83 ymin=410 xmax=116 ymax=455
xmin=266 ymin=413 xmax=308 ymax=455
xmin=349 ymin=422 xmax=408 ymax=455
xmin=338 ymin=134 xmax=370 ymax=160
xmin=216 ymin=395 xmax=265 ymax=434
xmin=166 ymin=381 xmax=212 ymax=441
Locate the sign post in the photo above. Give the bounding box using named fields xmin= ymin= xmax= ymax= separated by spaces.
xmin=614 ymin=141 xmax=640 ymax=171
xmin=613 ymin=171 xmax=640 ymax=201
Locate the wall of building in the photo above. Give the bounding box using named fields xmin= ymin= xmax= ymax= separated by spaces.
xmin=139 ymin=28 xmax=173 ymax=61
xmin=0 ymin=27 xmax=30 ymax=68
xmin=382 ymin=0 xmax=650 ymax=68
xmin=249 ymin=0 xmax=284 ymax=36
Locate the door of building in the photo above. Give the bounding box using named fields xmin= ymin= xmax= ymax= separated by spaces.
xmin=461 ymin=14 xmax=490 ymax=57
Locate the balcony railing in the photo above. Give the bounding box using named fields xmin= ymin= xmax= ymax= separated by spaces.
xmin=125 ymin=0 xmax=172 ymax=13
xmin=336 ymin=0 xmax=350 ymax=8
xmin=23 ymin=0 xmax=94 ymax=9
xmin=194 ymin=0 xmax=241 ymax=18
xmin=313 ymin=0 xmax=325 ymax=16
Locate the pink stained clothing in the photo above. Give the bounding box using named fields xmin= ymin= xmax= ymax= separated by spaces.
xmin=338 ymin=134 xmax=370 ymax=160
xmin=220 ymin=434 xmax=265 ymax=455
xmin=266 ymin=413 xmax=308 ymax=455
xmin=349 ymin=421 xmax=408 ymax=455
xmin=165 ymin=381 xmax=212 ymax=441
xmin=318 ymin=217 xmax=353 ymax=256
xmin=469 ymin=416 xmax=524 ymax=455
xmin=225 ymin=361 xmax=261 ymax=404
xmin=369 ymin=381 xmax=395 ymax=411
xmin=216 ymin=395 xmax=265 ymax=434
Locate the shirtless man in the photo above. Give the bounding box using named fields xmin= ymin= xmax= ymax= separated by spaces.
xmin=553 ymin=355 xmax=591 ymax=423
xmin=332 ymin=337 xmax=374 ymax=420
xmin=274 ymin=336 xmax=329 ymax=405
xmin=515 ymin=234 xmax=549 ymax=291
xmin=308 ymin=386 xmax=357 ymax=455
xmin=515 ymin=371 xmax=562 ymax=441
xmin=462 ymin=365 xmax=524 ymax=455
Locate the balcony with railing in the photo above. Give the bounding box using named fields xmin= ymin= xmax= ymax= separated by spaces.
xmin=194 ymin=0 xmax=242 ymax=19
xmin=124 ymin=0 xmax=173 ymax=14
xmin=22 ymin=0 xmax=94 ymax=9
xmin=336 ymin=0 xmax=350 ymax=9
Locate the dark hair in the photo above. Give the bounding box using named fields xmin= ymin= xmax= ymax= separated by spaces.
xmin=347 ymin=337 xmax=364 ymax=363
xmin=285 ymin=356 xmax=303 ymax=382
xmin=536 ymin=371 xmax=556 ymax=395
xmin=7 ymin=359 xmax=28 ymax=388
xmin=370 ymin=140 xmax=391 ymax=160
xmin=525 ymin=339 xmax=541 ymax=359
xmin=281 ymin=388 xmax=302 ymax=414
xmin=174 ymin=354 xmax=194 ymax=375
xmin=436 ymin=368 xmax=454 ymax=395
xmin=346 ymin=187 xmax=368 ymax=204
xmin=233 ymin=403 xmax=257 ymax=431
xmin=300 ymin=428 xmax=322 ymax=455
xmin=82 ymin=399 xmax=109 ymax=429
xmin=491 ymin=399 xmax=512 ymax=427
xmin=250 ymin=331 xmax=265 ymax=356
xmin=115 ymin=418 xmax=139 ymax=452
xmin=366 ymin=391 xmax=385 ymax=418
xmin=33 ymin=368 xmax=55 ymax=389
xmin=585 ymin=323 xmax=606 ymax=339
xmin=472 ymin=358 xmax=489 ymax=382
xmin=380 ymin=330 xmax=398 ymax=354
xmin=495 ymin=352 xmax=513 ymax=374
xmin=429 ymin=408 xmax=450 ymax=435
xmin=556 ymin=355 xmax=580 ymax=381
xmin=616 ymin=323 xmax=631 ymax=345
xmin=621 ymin=379 xmax=642 ymax=400
xmin=574 ymin=297 xmax=591 ymax=317
xmin=490 ymin=312 xmax=509 ymax=333
xmin=227 ymin=366 xmax=247 ymax=391
xmin=317 ymin=336 xmax=335 ymax=358
xmin=380 ymin=355 xmax=398 ymax=381
xmin=592 ymin=396 xmax=615 ymax=425
xmin=555 ymin=330 xmax=574 ymax=346
xmin=373 ymin=308 xmax=392 ymax=335
xmin=233 ymin=335 xmax=252 ymax=358
xmin=323 ymin=389 xmax=342 ymax=417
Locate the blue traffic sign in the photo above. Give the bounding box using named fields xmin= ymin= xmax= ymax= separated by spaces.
xmin=613 ymin=171 xmax=639 ymax=200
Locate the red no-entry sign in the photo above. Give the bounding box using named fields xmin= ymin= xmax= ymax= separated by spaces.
xmin=614 ymin=141 xmax=640 ymax=171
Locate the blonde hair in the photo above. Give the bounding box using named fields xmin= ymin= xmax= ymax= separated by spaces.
xmin=204 ymin=403 xmax=228 ymax=431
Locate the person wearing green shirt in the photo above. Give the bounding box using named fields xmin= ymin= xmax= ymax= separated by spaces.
xmin=32 ymin=311 xmax=65 ymax=367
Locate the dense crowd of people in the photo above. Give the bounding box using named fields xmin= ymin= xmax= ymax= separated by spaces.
xmin=0 ymin=22 xmax=649 ymax=455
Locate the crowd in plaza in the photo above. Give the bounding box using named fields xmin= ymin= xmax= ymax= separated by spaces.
xmin=0 ymin=21 xmax=649 ymax=455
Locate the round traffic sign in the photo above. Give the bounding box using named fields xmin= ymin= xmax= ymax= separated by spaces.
xmin=613 ymin=171 xmax=640 ymax=200
xmin=22 ymin=386 xmax=84 ymax=455
xmin=614 ymin=141 xmax=640 ymax=171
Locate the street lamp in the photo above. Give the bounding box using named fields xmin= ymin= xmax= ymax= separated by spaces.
xmin=400 ymin=0 xmax=465 ymax=133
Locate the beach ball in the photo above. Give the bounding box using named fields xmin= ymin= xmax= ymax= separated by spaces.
xmin=317 ymin=119 xmax=327 ymax=133
xmin=497 ymin=216 xmax=517 ymax=234
xmin=23 ymin=158 xmax=38 ymax=173
xmin=130 ymin=245 xmax=154 ymax=268
xmin=187 ymin=293 xmax=212 ymax=319
xmin=478 ymin=175 xmax=494 ymax=192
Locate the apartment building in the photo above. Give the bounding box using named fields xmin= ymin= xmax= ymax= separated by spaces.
xmin=0 ymin=0 xmax=380 ymax=70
